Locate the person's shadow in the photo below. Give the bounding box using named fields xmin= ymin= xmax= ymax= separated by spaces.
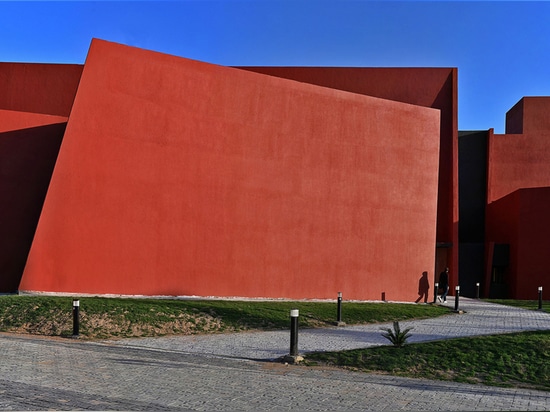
xmin=415 ymin=271 xmax=430 ymax=303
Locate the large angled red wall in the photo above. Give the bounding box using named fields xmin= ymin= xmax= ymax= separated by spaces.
xmin=241 ymin=66 xmax=458 ymax=286
xmin=20 ymin=39 xmax=441 ymax=301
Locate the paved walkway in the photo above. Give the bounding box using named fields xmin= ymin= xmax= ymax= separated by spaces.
xmin=0 ymin=298 xmax=549 ymax=410
xmin=104 ymin=297 xmax=550 ymax=360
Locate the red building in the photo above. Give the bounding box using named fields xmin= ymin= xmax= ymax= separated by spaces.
xmin=0 ymin=63 xmax=82 ymax=293
xmin=459 ymin=97 xmax=550 ymax=299
xmin=3 ymin=38 xmax=547 ymax=301
xmin=485 ymin=98 xmax=550 ymax=299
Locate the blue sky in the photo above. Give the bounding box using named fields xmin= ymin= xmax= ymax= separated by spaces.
xmin=1 ymin=1 xmax=549 ymax=133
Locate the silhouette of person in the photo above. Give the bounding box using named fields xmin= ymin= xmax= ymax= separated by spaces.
xmin=415 ymin=271 xmax=430 ymax=303
xmin=439 ymin=267 xmax=449 ymax=303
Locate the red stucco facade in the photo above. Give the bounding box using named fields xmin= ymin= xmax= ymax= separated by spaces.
xmin=0 ymin=63 xmax=82 ymax=293
xmin=4 ymin=40 xmax=548 ymax=301
xmin=0 ymin=63 xmax=83 ymax=117
xmin=485 ymin=188 xmax=550 ymax=299
xmin=18 ymin=39 xmax=442 ymax=301
xmin=484 ymin=97 xmax=550 ymax=299
xmin=240 ymin=67 xmax=459 ymax=287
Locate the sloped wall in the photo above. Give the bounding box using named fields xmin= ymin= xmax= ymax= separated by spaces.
xmin=21 ymin=39 xmax=441 ymax=301
xmin=240 ymin=66 xmax=458 ymax=281
xmin=0 ymin=119 xmax=67 ymax=292
xmin=0 ymin=62 xmax=81 ymax=292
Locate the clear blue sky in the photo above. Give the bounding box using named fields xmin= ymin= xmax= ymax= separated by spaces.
xmin=1 ymin=1 xmax=549 ymax=133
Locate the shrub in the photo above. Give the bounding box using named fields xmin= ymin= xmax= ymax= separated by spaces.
xmin=380 ymin=321 xmax=413 ymax=347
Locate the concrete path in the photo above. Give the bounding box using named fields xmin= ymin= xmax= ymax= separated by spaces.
xmin=0 ymin=298 xmax=548 ymax=411
xmin=104 ymin=297 xmax=550 ymax=361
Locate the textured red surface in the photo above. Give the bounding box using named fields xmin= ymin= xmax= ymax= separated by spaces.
xmin=485 ymin=97 xmax=550 ymax=298
xmin=0 ymin=109 xmax=67 ymax=133
xmin=488 ymin=98 xmax=550 ymax=203
xmin=506 ymin=97 xmax=550 ymax=135
xmin=488 ymin=132 xmax=550 ymax=203
xmin=0 ymin=63 xmax=82 ymax=116
xmin=0 ymin=111 xmax=67 ymax=292
xmin=21 ymin=39 xmax=441 ymax=300
xmin=241 ymin=66 xmax=459 ymax=284
xmin=486 ymin=188 xmax=550 ymax=299
xmin=514 ymin=188 xmax=550 ymax=298
xmin=0 ymin=62 xmax=79 ymax=292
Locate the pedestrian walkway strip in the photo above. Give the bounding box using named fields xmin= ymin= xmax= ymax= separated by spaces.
xmin=102 ymin=298 xmax=550 ymax=361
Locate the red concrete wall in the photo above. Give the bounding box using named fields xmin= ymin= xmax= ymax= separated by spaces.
xmin=486 ymin=188 xmax=550 ymax=299
xmin=487 ymin=131 xmax=550 ymax=203
xmin=489 ymin=97 xmax=550 ymax=203
xmin=0 ymin=113 xmax=67 ymax=292
xmin=484 ymin=190 xmax=519 ymax=298
xmin=241 ymin=66 xmax=459 ymax=287
xmin=0 ymin=63 xmax=82 ymax=117
xmin=505 ymin=99 xmax=524 ymax=134
xmin=516 ymin=188 xmax=550 ymax=299
xmin=21 ymin=39 xmax=441 ymax=301
xmin=0 ymin=63 xmax=78 ymax=292
xmin=485 ymin=97 xmax=550 ymax=298
xmin=0 ymin=109 xmax=67 ymax=133
xmin=506 ymin=97 xmax=550 ymax=135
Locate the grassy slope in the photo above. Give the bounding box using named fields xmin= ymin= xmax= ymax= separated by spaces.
xmin=0 ymin=295 xmax=449 ymax=339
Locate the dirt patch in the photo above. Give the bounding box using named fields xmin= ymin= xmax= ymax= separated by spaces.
xmin=5 ymin=311 xmax=234 ymax=340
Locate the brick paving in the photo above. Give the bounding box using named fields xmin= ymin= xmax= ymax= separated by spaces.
xmin=0 ymin=298 xmax=549 ymax=410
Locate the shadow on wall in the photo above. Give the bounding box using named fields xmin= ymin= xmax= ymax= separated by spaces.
xmin=0 ymin=123 xmax=66 ymax=292
xmin=415 ymin=271 xmax=430 ymax=303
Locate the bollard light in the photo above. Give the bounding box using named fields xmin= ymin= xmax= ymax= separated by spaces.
xmin=72 ymin=299 xmax=80 ymax=338
xmin=454 ymin=286 xmax=460 ymax=312
xmin=337 ymin=292 xmax=342 ymax=323
xmin=476 ymin=283 xmax=480 ymax=299
xmin=289 ymin=309 xmax=299 ymax=356
xmin=434 ymin=282 xmax=439 ymax=303
xmin=538 ymin=286 xmax=543 ymax=310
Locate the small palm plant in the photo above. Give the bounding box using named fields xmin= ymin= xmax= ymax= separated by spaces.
xmin=380 ymin=321 xmax=413 ymax=347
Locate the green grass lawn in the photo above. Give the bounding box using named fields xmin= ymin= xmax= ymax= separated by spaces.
xmin=486 ymin=298 xmax=549 ymax=313
xmin=304 ymin=330 xmax=550 ymax=392
xmin=304 ymin=299 xmax=550 ymax=392
xmin=0 ymin=294 xmax=449 ymax=339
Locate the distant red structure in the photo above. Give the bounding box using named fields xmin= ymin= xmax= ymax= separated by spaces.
xmin=1 ymin=38 xmax=548 ymax=300
xmin=483 ymin=98 xmax=550 ymax=299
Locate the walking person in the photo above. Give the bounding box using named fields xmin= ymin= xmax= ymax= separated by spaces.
xmin=439 ymin=267 xmax=449 ymax=303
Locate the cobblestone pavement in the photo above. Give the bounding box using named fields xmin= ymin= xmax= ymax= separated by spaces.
xmin=105 ymin=297 xmax=550 ymax=360
xmin=0 ymin=298 xmax=549 ymax=411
